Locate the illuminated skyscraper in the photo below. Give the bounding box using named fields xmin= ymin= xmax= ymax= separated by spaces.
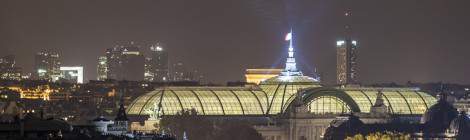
xmin=336 ymin=10 xmax=358 ymax=85
xmin=97 ymin=56 xmax=107 ymax=81
xmin=146 ymin=43 xmax=169 ymax=82
xmin=34 ymin=50 xmax=61 ymax=81
xmin=0 ymin=55 xmax=22 ymax=80
xmin=105 ymin=42 xmax=145 ymax=81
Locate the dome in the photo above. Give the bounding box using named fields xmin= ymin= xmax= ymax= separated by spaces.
xmin=258 ymin=75 xmax=322 ymax=114
xmin=421 ymin=94 xmax=458 ymax=133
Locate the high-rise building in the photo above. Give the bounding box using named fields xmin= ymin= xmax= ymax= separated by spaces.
xmin=106 ymin=47 xmax=122 ymax=80
xmin=34 ymin=50 xmax=61 ymax=81
xmin=336 ymin=10 xmax=358 ymax=85
xmin=146 ymin=44 xmax=169 ymax=82
xmin=97 ymin=56 xmax=108 ymax=81
xmin=105 ymin=42 xmax=145 ymax=81
xmin=171 ymin=62 xmax=189 ymax=81
xmin=144 ymin=57 xmax=153 ymax=81
xmin=336 ymin=40 xmax=358 ymax=85
xmin=59 ymin=66 xmax=84 ymax=83
xmin=0 ymin=55 xmax=22 ymax=80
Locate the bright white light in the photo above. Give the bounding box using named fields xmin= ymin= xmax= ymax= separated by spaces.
xmin=337 ymin=40 xmax=345 ymax=46
xmin=156 ymin=46 xmax=163 ymax=51
xmin=37 ymin=69 xmax=47 ymax=73
xmin=352 ymin=40 xmax=357 ymax=45
xmin=285 ymin=32 xmax=292 ymax=41
xmin=122 ymin=51 xmax=140 ymax=55
xmin=288 ymin=52 xmax=294 ymax=57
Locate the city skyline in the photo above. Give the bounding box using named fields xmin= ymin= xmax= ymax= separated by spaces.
xmin=1 ymin=1 xmax=470 ymax=139
xmin=1 ymin=0 xmax=469 ymax=84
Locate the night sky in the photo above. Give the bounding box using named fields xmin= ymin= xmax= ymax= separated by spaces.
xmin=1 ymin=0 xmax=469 ymax=84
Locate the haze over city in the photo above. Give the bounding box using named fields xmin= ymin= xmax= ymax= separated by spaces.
xmin=1 ymin=0 xmax=469 ymax=84
xmin=2 ymin=0 xmax=470 ymax=140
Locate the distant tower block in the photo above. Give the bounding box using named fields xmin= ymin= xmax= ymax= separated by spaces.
xmin=336 ymin=8 xmax=358 ymax=85
xmin=336 ymin=40 xmax=358 ymax=85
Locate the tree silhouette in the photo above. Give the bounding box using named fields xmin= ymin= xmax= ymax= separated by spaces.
xmin=160 ymin=109 xmax=262 ymax=140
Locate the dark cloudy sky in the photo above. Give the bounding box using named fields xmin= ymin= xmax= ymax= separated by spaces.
xmin=1 ymin=0 xmax=469 ymax=84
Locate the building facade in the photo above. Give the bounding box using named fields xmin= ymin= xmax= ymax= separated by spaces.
xmin=59 ymin=66 xmax=84 ymax=83
xmin=105 ymin=43 xmax=145 ymax=81
xmin=97 ymin=56 xmax=107 ymax=81
xmin=125 ymin=31 xmax=436 ymax=140
xmin=171 ymin=62 xmax=190 ymax=81
xmin=145 ymin=44 xmax=169 ymax=82
xmin=0 ymin=55 xmax=22 ymax=80
xmin=34 ymin=50 xmax=61 ymax=81
xmin=336 ymin=39 xmax=358 ymax=85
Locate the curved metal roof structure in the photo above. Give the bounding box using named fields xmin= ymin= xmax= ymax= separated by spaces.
xmin=299 ymin=87 xmax=437 ymax=114
xmin=127 ymin=86 xmax=269 ymax=116
xmin=127 ymin=78 xmax=437 ymax=116
xmin=259 ymin=75 xmax=322 ymax=114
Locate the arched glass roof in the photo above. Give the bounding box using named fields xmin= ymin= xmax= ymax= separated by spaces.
xmin=300 ymin=87 xmax=437 ymax=115
xmin=127 ymin=84 xmax=437 ymax=116
xmin=127 ymin=87 xmax=269 ymax=116
xmin=259 ymin=75 xmax=322 ymax=114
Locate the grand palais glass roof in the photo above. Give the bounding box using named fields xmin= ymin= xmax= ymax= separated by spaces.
xmin=300 ymin=87 xmax=437 ymax=115
xmin=127 ymin=76 xmax=437 ymax=116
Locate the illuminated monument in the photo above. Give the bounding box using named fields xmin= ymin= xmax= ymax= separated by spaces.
xmin=126 ymin=29 xmax=437 ymax=139
xmin=282 ymin=29 xmax=302 ymax=76
xmin=244 ymin=30 xmax=310 ymax=85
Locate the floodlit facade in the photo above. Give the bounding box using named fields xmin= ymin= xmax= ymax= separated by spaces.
xmin=245 ymin=69 xmax=282 ymax=84
xmin=59 ymin=66 xmax=84 ymax=83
